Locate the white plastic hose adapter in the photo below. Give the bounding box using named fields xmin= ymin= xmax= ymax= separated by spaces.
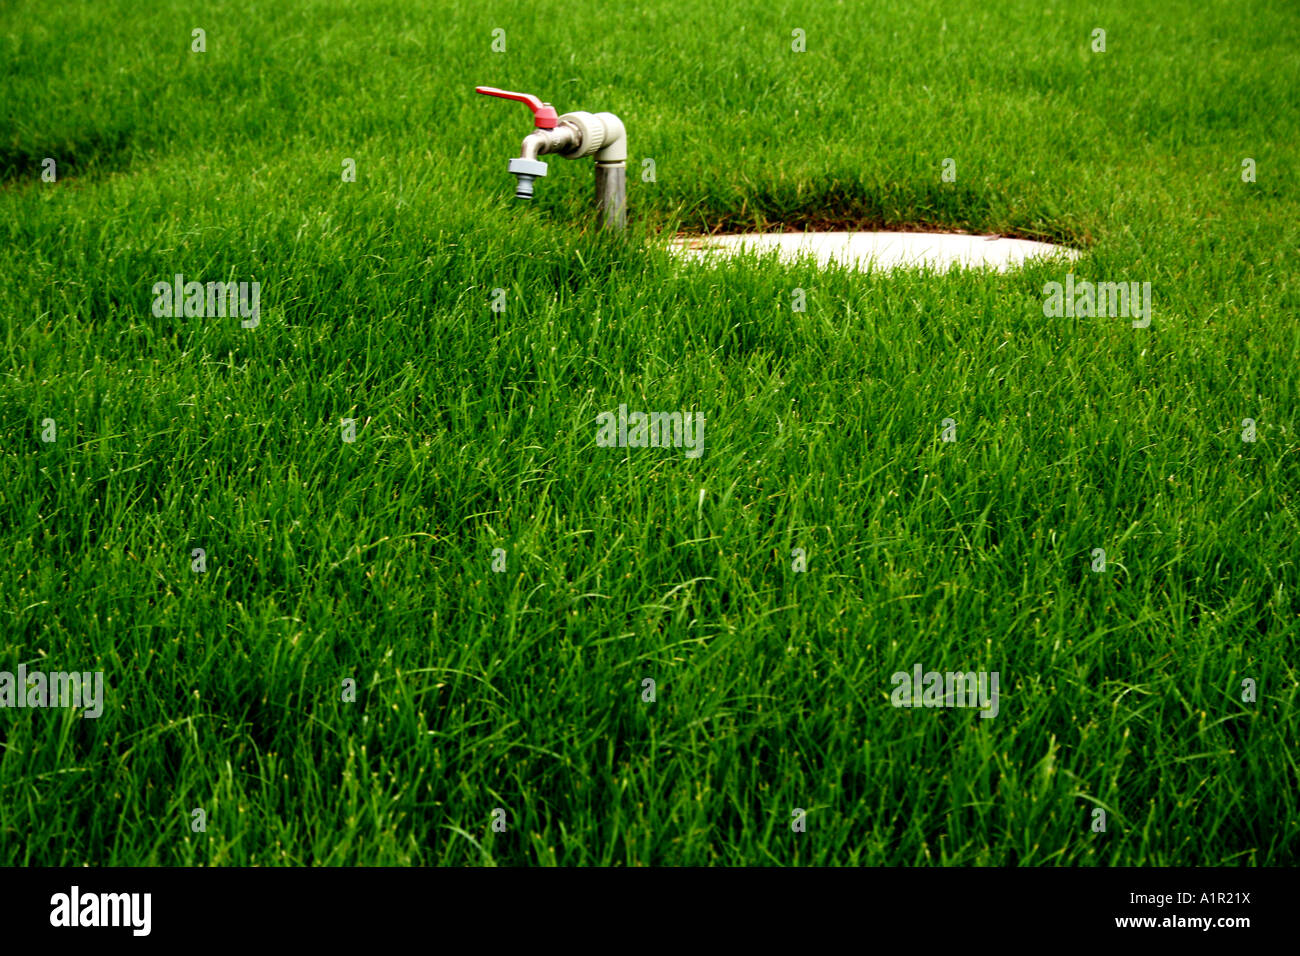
xmin=507 ymin=157 xmax=547 ymax=199
xmin=592 ymin=112 xmax=626 ymax=163
xmin=559 ymin=111 xmax=627 ymax=163
xmin=558 ymin=111 xmax=605 ymax=157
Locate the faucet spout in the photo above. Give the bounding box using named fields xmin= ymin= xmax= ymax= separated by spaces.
xmin=519 ymin=130 xmax=549 ymax=163
xmin=509 ymin=127 xmax=578 ymax=199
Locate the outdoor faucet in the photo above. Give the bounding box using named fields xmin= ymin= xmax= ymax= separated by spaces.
xmin=475 ymin=86 xmax=627 ymax=230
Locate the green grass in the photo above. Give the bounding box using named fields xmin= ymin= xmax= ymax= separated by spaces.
xmin=1 ymin=0 xmax=1297 ymax=866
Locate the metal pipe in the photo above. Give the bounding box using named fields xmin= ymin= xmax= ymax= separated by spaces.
xmin=595 ymin=162 xmax=626 ymax=230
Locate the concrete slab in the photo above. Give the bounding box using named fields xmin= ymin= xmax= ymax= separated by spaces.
xmin=667 ymin=231 xmax=1079 ymax=274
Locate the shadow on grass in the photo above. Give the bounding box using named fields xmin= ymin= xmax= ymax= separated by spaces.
xmin=0 ymin=124 xmax=133 ymax=184
xmin=669 ymin=180 xmax=1086 ymax=247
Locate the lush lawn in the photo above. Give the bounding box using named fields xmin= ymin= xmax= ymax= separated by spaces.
xmin=1 ymin=0 xmax=1297 ymax=865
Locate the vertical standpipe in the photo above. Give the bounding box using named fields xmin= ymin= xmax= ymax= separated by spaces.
xmin=571 ymin=110 xmax=627 ymax=231
xmin=596 ymin=163 xmax=626 ymax=230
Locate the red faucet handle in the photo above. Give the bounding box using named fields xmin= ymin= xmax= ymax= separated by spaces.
xmin=475 ymin=86 xmax=559 ymax=129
